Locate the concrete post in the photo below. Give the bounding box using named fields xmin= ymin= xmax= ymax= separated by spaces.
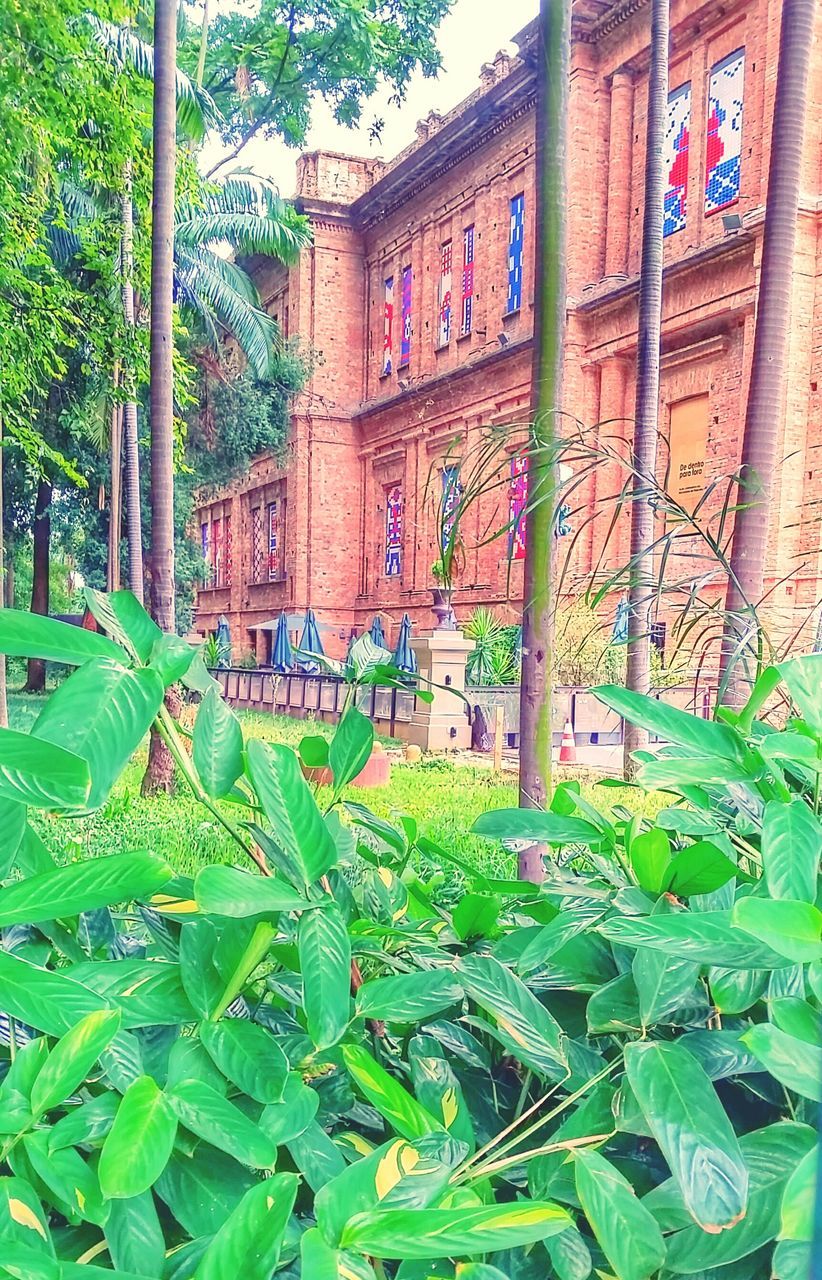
xmin=408 ymin=630 xmax=475 ymax=752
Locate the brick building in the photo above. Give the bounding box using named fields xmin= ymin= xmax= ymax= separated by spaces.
xmin=194 ymin=0 xmax=822 ymax=665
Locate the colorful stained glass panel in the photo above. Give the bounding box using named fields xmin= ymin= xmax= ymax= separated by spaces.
xmin=382 ymin=275 xmax=394 ymax=375
xmin=400 ymin=264 xmax=412 ymax=365
xmin=224 ymin=514 xmax=232 ymax=587
xmin=509 ymin=455 xmax=528 ymax=561
xmin=251 ymin=507 xmax=263 ymax=582
xmin=438 ymin=242 xmax=452 ymax=346
xmin=212 ymin=518 xmax=223 ymax=586
xmin=705 ymin=50 xmax=745 ymax=214
xmin=201 ymin=522 xmax=211 ymax=585
xmin=267 ymin=502 xmax=279 ymax=581
xmin=385 ymin=485 xmax=403 ymax=577
xmin=441 ymin=465 xmax=462 ymax=551
xmin=507 ymin=194 xmax=525 ymax=313
xmin=664 ymin=83 xmax=691 ymax=237
xmin=461 ymin=225 xmax=475 ymax=335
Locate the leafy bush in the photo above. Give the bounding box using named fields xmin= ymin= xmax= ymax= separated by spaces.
xmin=464 ymin=608 xmax=520 ymax=686
xmin=0 ymin=591 xmax=818 ymax=1278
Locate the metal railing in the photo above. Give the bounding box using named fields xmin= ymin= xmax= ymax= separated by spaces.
xmin=213 ymin=667 xmax=415 ymax=737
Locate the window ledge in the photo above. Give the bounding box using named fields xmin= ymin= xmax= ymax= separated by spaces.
xmin=456 ymin=330 xmax=472 ymax=343
xmin=502 ymin=306 xmax=521 ymax=321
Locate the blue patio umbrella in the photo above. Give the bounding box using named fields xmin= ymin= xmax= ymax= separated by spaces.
xmin=392 ymin=613 xmax=417 ymax=675
xmin=297 ymin=608 xmax=324 ymax=672
xmin=369 ymin=616 xmax=386 ymax=647
xmin=215 ymin=614 xmax=231 ymax=668
xmin=612 ymin=597 xmax=630 ymax=645
xmin=271 ymin=612 xmax=294 ymax=673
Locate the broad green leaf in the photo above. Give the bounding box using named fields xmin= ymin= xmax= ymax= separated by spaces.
xmin=356 ymin=971 xmax=463 ymax=1023
xmin=742 ymin=1024 xmax=822 ymax=1100
xmin=544 ymin=1225 xmax=593 ymax=1280
xmin=770 ymin=997 xmax=821 ymax=1044
xmin=407 ymin=1040 xmax=474 ymax=1149
xmin=32 ymin=659 xmax=164 ymax=810
xmin=732 ymin=897 xmax=822 ymax=964
xmin=83 ymin=587 xmax=160 ymax=662
xmin=342 ymin=1044 xmax=441 ymax=1140
xmin=629 ymin=828 xmax=671 ymax=894
xmin=0 ymin=852 xmax=171 ymax=929
xmin=300 ymin=1228 xmax=375 ymax=1280
xmin=0 ymin=799 xmax=26 ymax=878
xmin=299 ymin=901 xmax=351 ymax=1050
xmin=179 ymin=920 xmax=223 ymax=1019
xmin=200 ymin=1019 xmax=288 ymax=1103
xmin=149 ymin=633 xmax=197 ymax=686
xmin=638 ymin=756 xmax=753 ymax=790
xmin=168 ymin=1078 xmax=277 ymax=1167
xmin=625 ymin=1041 xmax=747 ymax=1230
xmin=778 ymin=654 xmax=822 ymax=734
xmin=780 ymin=1146 xmax=815 ymax=1242
xmin=24 ymin=1129 xmax=106 ymax=1223
xmin=260 ymin=1072 xmax=320 ymax=1145
xmin=586 ymin=973 xmax=641 ymax=1035
xmin=0 ymin=1175 xmax=53 ymax=1253
xmin=0 ymin=729 xmax=90 ymax=810
xmin=472 ymin=809 xmax=603 ymax=846
xmin=49 ymin=1093 xmax=119 ymax=1150
xmin=574 ymin=1147 xmax=665 ymax=1280
xmin=195 ymin=865 xmax=308 ymax=916
xmin=762 ymin=800 xmax=821 ymax=903
xmin=632 ymin=948 xmax=699 ymax=1027
xmin=299 ymin=735 xmax=330 ymax=769
xmin=0 ymin=609 xmax=124 ymax=665
xmin=30 ymin=1009 xmax=121 ymax=1116
xmin=529 ymin=1084 xmax=616 ymax=1202
xmin=773 ymin=1240 xmax=813 ymax=1280
xmin=340 ymin=1200 xmax=572 ymax=1260
xmin=98 ymin=1076 xmax=178 ymax=1198
xmin=70 ymin=958 xmax=197 ymax=1028
xmin=193 ymin=1173 xmax=298 ymax=1280
xmin=0 ymin=951 xmax=108 ymax=1036
xmin=156 ymin=1146 xmax=257 ymax=1238
xmin=709 ymin=966 xmax=768 ymax=1013
xmin=456 ymin=954 xmax=567 ymax=1077
xmin=598 ymin=912 xmax=789 ymax=968
xmin=246 ymin=739 xmax=336 ymax=885
xmin=105 ymin=1191 xmax=165 ymax=1277
xmin=330 ymin=707 xmax=374 ymax=792
xmin=663 ymin=841 xmax=738 ymax=897
xmin=678 ymin=1030 xmax=762 ymax=1080
xmin=288 ymin=1118 xmax=347 ymax=1191
xmin=212 ymin=920 xmax=275 ymax=1020
xmin=593 ymin=685 xmax=747 ymax=762
xmin=452 ymin=893 xmax=500 ymax=941
xmin=193 ymin=688 xmax=244 ymax=799
xmin=0 ymin=1243 xmax=57 ymax=1280
xmin=518 ymin=906 xmax=604 ymax=976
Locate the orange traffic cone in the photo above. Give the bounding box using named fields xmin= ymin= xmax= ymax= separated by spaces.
xmin=559 ymin=718 xmax=577 ymax=765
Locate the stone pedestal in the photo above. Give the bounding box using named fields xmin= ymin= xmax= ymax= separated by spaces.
xmin=408 ymin=631 xmax=475 ymax=752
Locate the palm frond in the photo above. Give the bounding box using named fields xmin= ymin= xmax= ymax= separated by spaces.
xmin=175 ymin=246 xmax=278 ymax=378
xmin=176 ymin=179 xmax=311 ymax=262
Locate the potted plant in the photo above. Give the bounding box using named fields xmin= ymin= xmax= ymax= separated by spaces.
xmin=430 ymin=535 xmax=463 ymax=630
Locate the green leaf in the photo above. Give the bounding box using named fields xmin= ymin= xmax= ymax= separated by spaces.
xmin=105 ymin=1191 xmax=165 ymax=1277
xmin=629 ymin=828 xmax=671 ymax=894
xmin=98 ymin=1076 xmax=178 ymax=1198
xmin=341 ymin=1044 xmax=441 ymax=1140
xmin=452 ymin=893 xmax=500 ymax=941
xmin=586 ymin=973 xmax=641 ymax=1035
xmin=156 ymin=1146 xmax=257 ymax=1238
xmin=0 ymin=609 xmax=124 ymax=665
xmin=455 ymin=954 xmax=567 ymax=1078
xmin=593 ymin=685 xmax=747 ymax=762
xmin=299 ymin=735 xmax=330 ymax=769
xmin=762 ymin=800 xmax=821 ymax=904
xmin=638 ymin=756 xmax=754 ymax=790
xmin=195 ymin=865 xmax=308 ymax=916
xmin=517 ymin=906 xmax=604 ymax=976
xmin=709 ymin=967 xmax=768 ymax=1013
xmin=193 ymin=688 xmax=244 ymax=799
xmin=260 ymin=1072 xmax=320 ymax=1145
xmin=625 ymin=1041 xmax=748 ymax=1230
xmin=544 ymin=1225 xmax=594 ymax=1280
xmin=32 ymin=659 xmax=164 ymax=810
xmin=574 ymin=1147 xmax=666 ymax=1280
xmin=770 ymin=996 xmax=821 ymax=1044
xmin=0 ymin=1175 xmax=53 ymax=1253
xmin=84 ymin=588 xmax=162 ymax=663
xmin=598 ymin=911 xmax=789 ymax=969
xmin=200 ymin=1019 xmax=288 ymax=1103
xmin=211 ymin=920 xmax=275 ymax=1021
xmin=149 ymin=633 xmax=197 ymax=686
xmin=179 ymin=920 xmax=222 ymax=1019
xmin=167 ymin=1078 xmax=277 ymax=1167
xmin=288 ymin=1118 xmax=347 ymax=1191
xmin=632 ymin=948 xmax=699 ymax=1027
xmin=0 ymin=799 xmax=26 ymax=878
xmin=70 ymin=958 xmax=197 ymax=1028
xmin=777 ymin=653 xmax=822 ymax=734
xmin=0 ymin=852 xmax=171 ymax=928
xmin=299 ymin=901 xmax=351 ymax=1050
xmin=663 ymin=841 xmax=738 ymax=897
xmin=300 ymin=1228 xmax=356 ymax=1280
xmin=356 ymin=971 xmax=463 ymax=1023
xmin=472 ymin=809 xmax=603 ymax=846
xmin=30 ymin=1009 xmax=121 ymax=1116
xmin=0 ymin=729 xmax=90 ymax=810
xmin=742 ymin=1024 xmax=822 ymax=1100
xmin=330 ymin=707 xmax=374 ymax=793
xmin=678 ymin=1030 xmax=762 ymax=1080
xmin=0 ymin=951 xmax=108 ymax=1036
xmin=246 ymin=740 xmax=337 ymax=884
xmin=340 ymin=1200 xmax=572 ymax=1260
xmin=24 ymin=1129 xmax=107 ymax=1223
xmin=193 ymin=1172 xmax=298 ymax=1280
xmin=773 ymin=1240 xmax=813 ymax=1280
xmin=731 ymin=897 xmax=822 ymax=964
xmin=780 ymin=1146 xmax=815 ymax=1242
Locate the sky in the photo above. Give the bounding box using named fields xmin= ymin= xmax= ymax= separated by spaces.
xmin=200 ymin=0 xmax=540 ymax=195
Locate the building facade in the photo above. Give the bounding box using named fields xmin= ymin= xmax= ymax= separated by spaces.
xmin=194 ymin=0 xmax=822 ymax=665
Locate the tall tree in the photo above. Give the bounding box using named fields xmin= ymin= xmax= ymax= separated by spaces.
xmin=720 ymin=0 xmax=816 ymax=700
xmin=0 ymin=412 xmax=7 ymax=727
xmin=517 ymin=0 xmax=571 ymax=883
xmin=120 ymin=163 xmax=145 ymax=602
xmin=622 ymin=0 xmax=669 ymax=775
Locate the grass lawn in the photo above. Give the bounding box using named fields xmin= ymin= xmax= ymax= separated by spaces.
xmin=10 ymin=692 xmax=655 ymax=880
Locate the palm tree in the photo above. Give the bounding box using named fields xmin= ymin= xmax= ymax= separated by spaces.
xmin=720 ymin=0 xmax=816 ymax=702
xmin=517 ymin=0 xmax=571 ymax=883
xmin=622 ymin=0 xmax=669 ymax=776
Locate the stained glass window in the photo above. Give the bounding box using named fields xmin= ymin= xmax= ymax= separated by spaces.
xmin=507 ymin=194 xmax=525 ymax=313
xmin=509 ymin=455 xmax=528 ymax=561
xmin=664 ymin=83 xmax=691 ymax=237
xmin=382 ymin=275 xmax=394 ymax=375
xmin=251 ymin=507 xmax=264 ymax=582
xmin=385 ymin=485 xmax=403 ymax=577
xmin=400 ymin=264 xmax=412 ymax=366
xmin=224 ymin=513 xmax=232 ymax=587
xmin=438 ymin=241 xmax=453 ymax=346
xmin=460 ymin=225 xmax=475 ymax=336
xmin=201 ymin=522 xmax=211 ymax=585
xmin=212 ymin=518 xmax=223 ymax=587
xmin=705 ymin=50 xmax=745 ymax=214
xmin=441 ymin=465 xmax=462 ymax=551
xmin=267 ymin=502 xmax=280 ymax=581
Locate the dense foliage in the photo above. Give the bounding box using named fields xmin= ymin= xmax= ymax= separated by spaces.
xmin=0 ymin=592 xmax=817 ymax=1277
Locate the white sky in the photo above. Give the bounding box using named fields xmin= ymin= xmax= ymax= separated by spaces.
xmin=200 ymin=0 xmax=539 ymax=195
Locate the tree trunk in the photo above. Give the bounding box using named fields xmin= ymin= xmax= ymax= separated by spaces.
xmin=143 ymin=0 xmax=178 ymax=795
xmin=516 ymin=0 xmax=571 ymax=882
xmin=121 ymin=163 xmax=145 ymax=603
xmin=196 ymin=0 xmax=209 ymax=88
xmin=0 ymin=415 xmax=7 ymax=727
xmin=107 ymin=370 xmax=123 ymax=593
xmin=719 ymin=0 xmax=815 ymax=704
xmin=622 ymin=0 xmax=669 ymax=777
xmin=25 ymin=477 xmax=52 ymax=694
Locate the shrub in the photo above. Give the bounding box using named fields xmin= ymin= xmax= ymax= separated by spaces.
xmin=0 ymin=592 xmax=817 ymax=1278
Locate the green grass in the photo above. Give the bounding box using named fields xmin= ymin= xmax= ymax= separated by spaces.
xmin=10 ymin=693 xmax=654 ymax=880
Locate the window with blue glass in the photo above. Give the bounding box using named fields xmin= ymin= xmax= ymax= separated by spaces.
xmin=506 ymin=194 xmax=525 ymax=313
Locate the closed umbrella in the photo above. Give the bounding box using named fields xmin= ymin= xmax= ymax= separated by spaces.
xmin=297 ymin=608 xmax=324 ymax=672
xmin=392 ymin=613 xmax=417 ymax=674
xmin=369 ymin=616 xmax=386 ymax=647
xmin=612 ymin=597 xmax=630 ymax=645
xmin=271 ymin=612 xmax=294 ymax=673
xmin=215 ymin=614 xmax=231 ymax=668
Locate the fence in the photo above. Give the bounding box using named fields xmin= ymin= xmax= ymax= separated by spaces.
xmin=213 ymin=667 xmax=416 ymax=740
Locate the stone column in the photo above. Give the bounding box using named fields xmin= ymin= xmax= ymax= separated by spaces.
xmin=604 ymin=69 xmax=635 ymax=280
xmin=407 ymin=630 xmax=475 ymax=752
